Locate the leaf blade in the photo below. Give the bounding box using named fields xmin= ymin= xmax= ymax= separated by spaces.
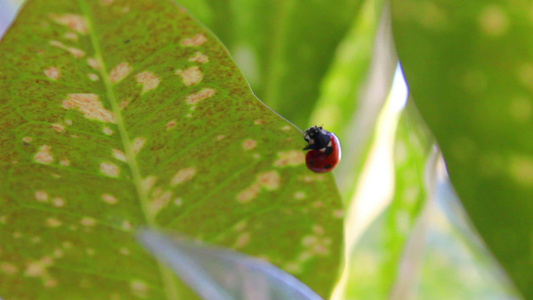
xmin=392 ymin=1 xmax=533 ymax=297
xmin=0 ymin=0 xmax=343 ymax=298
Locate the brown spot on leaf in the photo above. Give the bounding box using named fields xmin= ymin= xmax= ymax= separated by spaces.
xmin=234 ymin=232 xmax=251 ymax=249
xmin=53 ymin=198 xmax=65 ymax=207
xmin=171 ymin=167 xmax=196 ymax=186
xmin=273 ymin=150 xmax=305 ymax=167
xmin=80 ymin=217 xmax=96 ymax=226
xmin=294 ymin=191 xmax=306 ymax=199
xmin=34 ymin=145 xmax=54 ymax=164
xmin=237 ymin=183 xmax=260 ymax=203
xmin=49 ymin=40 xmax=85 ymax=58
xmin=44 ymin=67 xmax=61 ymax=80
xmin=257 ymin=171 xmax=280 ymax=190
xmin=132 ymin=137 xmax=146 ymax=154
xmin=121 ymin=221 xmax=132 ymax=231
xmin=62 ymin=94 xmax=114 ymax=123
xmin=119 ymin=98 xmax=131 ymax=109
xmin=102 ymin=194 xmax=118 ymax=205
xmin=130 ymin=280 xmax=148 ymax=298
xmin=88 ymin=73 xmax=99 ymax=81
xmin=166 ymin=120 xmax=177 ymax=130
xmin=1 ymin=262 xmax=18 ymax=275
xmin=181 ymin=33 xmax=207 ymax=47
xmin=185 ymin=88 xmax=216 ymax=105
xmin=242 ymin=139 xmax=257 ymax=150
xmin=45 ymin=218 xmax=61 ymax=228
xmin=176 ymin=66 xmax=203 ymax=86
xmin=136 ymin=71 xmax=160 ymax=94
xmin=110 ymin=62 xmax=132 ymax=83
xmin=35 ymin=190 xmax=48 ymax=202
xmin=100 ymin=162 xmax=119 ymax=177
xmin=64 ymin=32 xmax=78 ymax=41
xmin=49 ymin=13 xmax=88 ymax=34
xmin=149 ymin=189 xmax=173 ymax=216
xmin=112 ymin=149 xmax=126 ymax=161
xmin=60 ymin=158 xmax=70 ymax=166
xmin=87 ymin=57 xmax=101 ymax=69
xmin=143 ymin=176 xmax=157 ymax=192
xmin=25 ymin=256 xmax=55 ymax=290
xmin=189 ymin=51 xmax=208 ymax=63
xmin=103 ymin=127 xmax=113 ymax=135
xmin=51 ymin=123 xmax=65 ymax=132
xmin=237 ymin=171 xmax=280 ymax=203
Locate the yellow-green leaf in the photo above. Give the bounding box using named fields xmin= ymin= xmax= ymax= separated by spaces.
xmin=0 ymin=0 xmax=343 ymax=298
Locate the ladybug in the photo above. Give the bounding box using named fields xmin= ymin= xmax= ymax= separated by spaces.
xmin=303 ymin=126 xmax=341 ymax=173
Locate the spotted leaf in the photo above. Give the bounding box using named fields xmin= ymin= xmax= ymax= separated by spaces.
xmin=392 ymin=1 xmax=533 ymax=298
xmin=0 ymin=0 xmax=342 ymax=298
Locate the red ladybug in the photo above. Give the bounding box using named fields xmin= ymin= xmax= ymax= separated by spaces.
xmin=303 ymin=126 xmax=341 ymax=173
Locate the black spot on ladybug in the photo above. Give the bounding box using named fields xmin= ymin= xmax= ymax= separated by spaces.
xmin=325 ymin=147 xmax=333 ymax=156
xmin=324 ymin=165 xmax=332 ymax=169
xmin=309 ymin=161 xmax=315 ymax=165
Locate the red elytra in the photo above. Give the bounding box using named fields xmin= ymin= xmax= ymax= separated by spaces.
xmin=303 ymin=126 xmax=341 ymax=173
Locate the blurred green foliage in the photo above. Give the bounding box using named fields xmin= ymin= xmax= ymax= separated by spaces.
xmin=179 ymin=0 xmax=366 ymax=129
xmin=392 ymin=0 xmax=533 ymax=298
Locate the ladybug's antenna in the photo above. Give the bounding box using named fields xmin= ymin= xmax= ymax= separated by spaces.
xmin=253 ymin=97 xmax=304 ymax=133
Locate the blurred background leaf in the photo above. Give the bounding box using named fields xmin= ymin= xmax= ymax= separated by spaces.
xmin=180 ymin=0 xmax=366 ymax=129
xmin=392 ymin=0 xmax=533 ymax=297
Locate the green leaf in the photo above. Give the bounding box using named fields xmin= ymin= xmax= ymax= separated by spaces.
xmin=392 ymin=1 xmax=533 ymax=297
xmin=0 ymin=0 xmax=343 ymax=298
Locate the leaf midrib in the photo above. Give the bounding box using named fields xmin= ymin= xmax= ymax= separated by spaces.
xmin=78 ymin=1 xmax=179 ymax=298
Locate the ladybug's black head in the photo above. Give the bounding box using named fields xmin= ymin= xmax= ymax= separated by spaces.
xmin=303 ymin=126 xmax=331 ymax=151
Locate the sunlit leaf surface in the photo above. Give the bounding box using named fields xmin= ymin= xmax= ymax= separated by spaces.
xmin=392 ymin=1 xmax=533 ymax=297
xmin=341 ymin=103 xmax=431 ymax=300
xmin=138 ymin=230 xmax=323 ymax=300
xmin=0 ymin=0 xmax=343 ymax=298
xmin=310 ymin=0 xmax=396 ymax=202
